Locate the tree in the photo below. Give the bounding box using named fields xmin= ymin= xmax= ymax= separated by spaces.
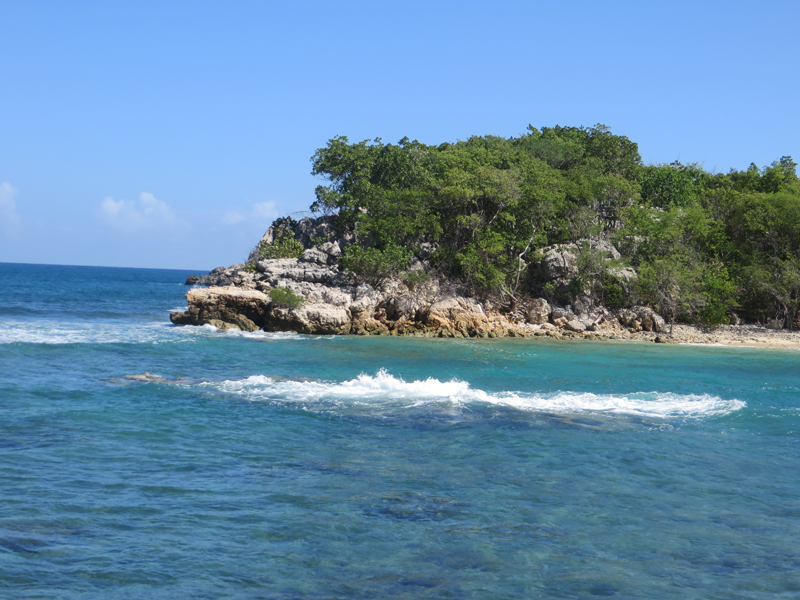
xmin=636 ymin=257 xmax=703 ymax=332
xmin=638 ymin=163 xmax=696 ymax=208
xmin=339 ymin=244 xmax=412 ymax=290
xmin=746 ymin=259 xmax=800 ymax=329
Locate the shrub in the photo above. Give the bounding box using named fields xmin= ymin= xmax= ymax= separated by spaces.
xmin=541 ymin=282 xmax=556 ymax=304
xmin=259 ymin=225 xmax=304 ymax=259
xmin=402 ymin=269 xmax=429 ymax=290
xmin=602 ymin=277 xmax=625 ymax=309
xmin=269 ymin=287 xmax=304 ymax=309
xmin=339 ymin=244 xmax=412 ymax=289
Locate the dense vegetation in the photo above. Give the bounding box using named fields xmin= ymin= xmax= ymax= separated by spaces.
xmin=303 ymin=125 xmax=798 ymax=328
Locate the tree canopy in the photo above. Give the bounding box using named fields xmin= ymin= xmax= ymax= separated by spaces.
xmin=304 ymin=125 xmax=799 ymax=328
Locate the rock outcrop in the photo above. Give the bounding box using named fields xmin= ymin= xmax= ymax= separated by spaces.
xmin=171 ymin=217 xmax=680 ymax=340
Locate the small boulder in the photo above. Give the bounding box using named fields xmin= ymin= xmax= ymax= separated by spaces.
xmin=526 ymin=298 xmax=551 ymax=324
xmin=564 ymin=319 xmax=586 ymax=333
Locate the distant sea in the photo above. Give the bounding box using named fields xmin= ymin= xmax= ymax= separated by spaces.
xmin=2 ymin=262 xmax=799 ymax=599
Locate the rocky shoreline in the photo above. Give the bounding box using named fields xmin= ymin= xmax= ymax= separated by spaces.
xmin=170 ymin=217 xmax=800 ymax=349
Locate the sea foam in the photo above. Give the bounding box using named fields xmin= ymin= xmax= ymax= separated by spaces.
xmin=0 ymin=319 xmax=304 ymax=345
xmin=209 ymin=369 xmax=745 ymax=419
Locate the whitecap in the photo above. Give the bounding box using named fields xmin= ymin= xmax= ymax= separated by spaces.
xmin=204 ymin=369 xmax=745 ymax=419
xmin=0 ymin=318 xmax=312 ymax=345
xmin=0 ymin=319 xmax=202 ymax=345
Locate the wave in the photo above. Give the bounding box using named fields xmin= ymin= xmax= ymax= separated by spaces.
xmin=0 ymin=320 xmax=304 ymax=345
xmin=205 ymin=370 xmax=745 ymax=419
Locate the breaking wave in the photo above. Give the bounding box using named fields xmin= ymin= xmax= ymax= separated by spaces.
xmin=0 ymin=320 xmax=304 ymax=345
xmin=205 ymin=369 xmax=745 ymax=419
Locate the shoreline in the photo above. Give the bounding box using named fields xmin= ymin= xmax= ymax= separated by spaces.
xmin=536 ymin=323 xmax=800 ymax=350
xmin=666 ymin=324 xmax=800 ymax=350
xmin=172 ymin=214 xmax=800 ymax=352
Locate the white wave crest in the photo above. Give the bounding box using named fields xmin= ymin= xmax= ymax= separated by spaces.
xmin=208 ymin=369 xmax=745 ymax=419
xmin=0 ymin=319 xmax=304 ymax=345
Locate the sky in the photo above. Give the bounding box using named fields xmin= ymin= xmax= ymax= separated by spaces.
xmin=1 ymin=0 xmax=798 ymax=270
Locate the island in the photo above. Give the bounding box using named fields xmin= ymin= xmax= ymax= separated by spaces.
xmin=171 ymin=125 xmax=800 ymax=345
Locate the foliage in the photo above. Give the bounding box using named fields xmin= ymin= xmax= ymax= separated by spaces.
xmin=339 ymin=244 xmax=412 ymax=289
xmin=601 ymin=275 xmax=625 ymax=309
xmin=259 ymin=224 xmax=304 ymax=259
xmin=697 ymin=264 xmax=737 ymax=327
xmin=269 ymin=287 xmax=304 ymax=309
xmin=402 ymin=269 xmax=429 ymax=290
xmin=289 ymin=124 xmax=800 ymax=323
xmin=635 ymin=257 xmax=703 ymax=331
xmin=638 ymin=163 xmax=696 ymax=208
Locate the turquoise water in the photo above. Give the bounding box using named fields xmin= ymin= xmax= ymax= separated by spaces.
xmin=2 ymin=262 xmax=800 ymax=599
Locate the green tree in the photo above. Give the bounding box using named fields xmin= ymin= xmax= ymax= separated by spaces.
xmin=636 ymin=257 xmax=703 ymax=332
xmin=269 ymin=287 xmax=305 ymax=309
xmin=339 ymin=244 xmax=412 ymax=289
xmin=745 ymin=259 xmax=800 ymax=329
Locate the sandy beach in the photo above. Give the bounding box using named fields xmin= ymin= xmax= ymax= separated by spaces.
xmin=601 ymin=323 xmax=800 ymax=350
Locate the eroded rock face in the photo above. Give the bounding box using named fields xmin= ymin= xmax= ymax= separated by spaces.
xmin=540 ymin=245 xmax=579 ymax=282
xmin=170 ymin=287 xmax=271 ymax=332
xmin=423 ymin=297 xmax=490 ymax=338
xmin=294 ymin=216 xmax=338 ymax=248
xmin=268 ymin=303 xmax=352 ymax=335
xmin=257 ymin=258 xmax=340 ymax=286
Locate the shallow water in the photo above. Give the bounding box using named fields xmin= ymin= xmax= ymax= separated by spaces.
xmin=2 ymin=262 xmax=799 ymax=598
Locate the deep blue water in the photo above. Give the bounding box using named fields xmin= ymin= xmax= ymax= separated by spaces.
xmin=2 ymin=262 xmax=800 ymax=599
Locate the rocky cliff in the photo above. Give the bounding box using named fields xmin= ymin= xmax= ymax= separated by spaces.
xmin=171 ymin=216 xmax=670 ymax=340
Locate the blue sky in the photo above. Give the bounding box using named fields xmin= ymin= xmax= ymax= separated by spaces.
xmin=1 ymin=0 xmax=798 ymax=270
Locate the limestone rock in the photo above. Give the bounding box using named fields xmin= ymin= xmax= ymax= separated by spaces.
xmin=384 ymin=296 xmax=416 ymax=321
xmin=617 ymin=306 xmax=666 ymax=333
xmin=300 ymin=247 xmax=330 ymax=266
xmin=257 ymin=258 xmax=340 ymax=286
xmin=539 ymin=240 xmax=621 ymax=282
xmin=172 ymin=215 xmax=677 ymax=341
xmin=564 ymin=319 xmax=586 ymax=333
xmin=170 ymin=286 xmax=270 ymax=332
xmin=424 ymin=297 xmax=489 ymax=337
xmin=268 ymin=303 xmax=352 ymax=335
xmin=317 ymin=241 xmax=342 ymax=260
xmin=293 ymin=216 xmax=337 ymax=248
xmin=540 ymin=245 xmax=579 ymax=281
xmin=526 ymin=298 xmax=551 ymax=324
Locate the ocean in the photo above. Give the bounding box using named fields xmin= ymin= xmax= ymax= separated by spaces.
xmin=2 ymin=262 xmax=799 ymax=599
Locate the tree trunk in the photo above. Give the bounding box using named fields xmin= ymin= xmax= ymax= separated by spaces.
xmin=786 ymin=303 xmax=797 ymax=331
